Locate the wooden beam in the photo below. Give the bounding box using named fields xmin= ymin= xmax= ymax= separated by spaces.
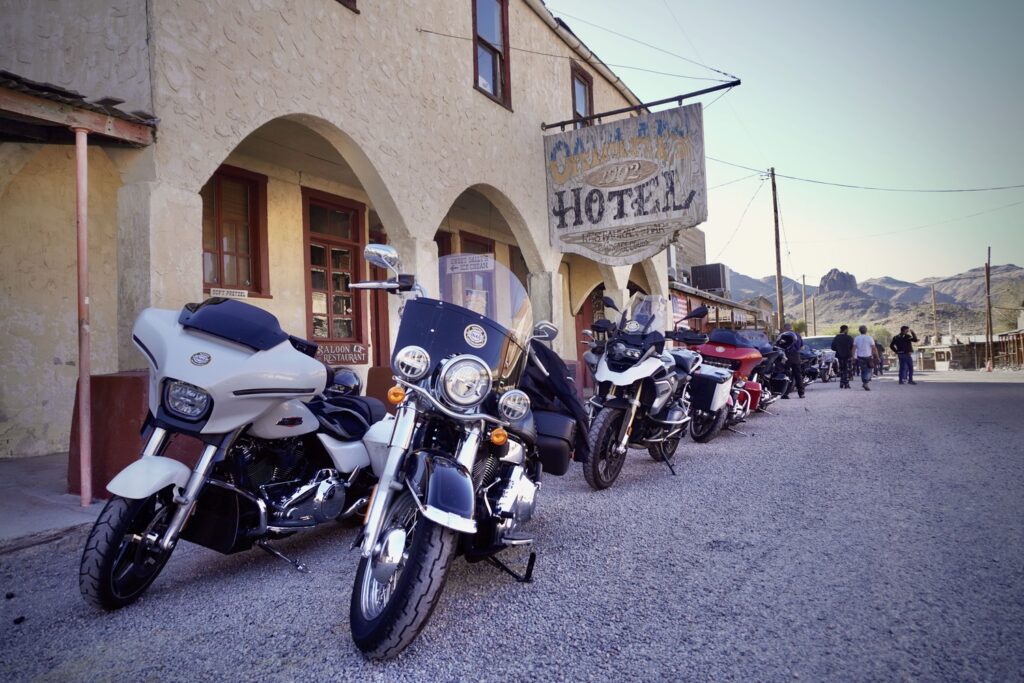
xmin=0 ymin=86 xmax=153 ymax=146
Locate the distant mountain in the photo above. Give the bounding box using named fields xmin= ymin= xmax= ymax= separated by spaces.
xmin=728 ymin=263 xmax=1024 ymax=335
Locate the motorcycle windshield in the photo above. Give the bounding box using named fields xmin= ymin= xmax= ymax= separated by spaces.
xmin=620 ymin=294 xmax=669 ymax=335
xmin=392 ymin=253 xmax=532 ymax=386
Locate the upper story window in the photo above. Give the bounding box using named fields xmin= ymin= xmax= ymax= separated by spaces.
xmin=200 ymin=165 xmax=270 ymax=296
xmin=571 ymin=61 xmax=594 ymax=128
xmin=473 ymin=0 xmax=511 ymax=108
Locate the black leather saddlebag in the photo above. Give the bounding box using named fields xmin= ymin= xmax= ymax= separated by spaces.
xmin=534 ymin=410 xmax=575 ymax=476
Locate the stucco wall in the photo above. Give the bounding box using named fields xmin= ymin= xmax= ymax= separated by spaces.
xmin=0 ymin=0 xmax=152 ymax=114
xmin=0 ymin=146 xmax=121 ymax=457
xmin=139 ymin=0 xmax=637 ymax=273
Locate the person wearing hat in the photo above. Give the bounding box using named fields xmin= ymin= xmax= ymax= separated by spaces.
xmin=830 ymin=324 xmax=854 ymax=389
xmin=890 ymin=325 xmax=919 ymax=384
xmin=852 ymin=325 xmax=880 ymax=391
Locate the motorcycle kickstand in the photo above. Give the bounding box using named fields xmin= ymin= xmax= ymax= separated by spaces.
xmin=487 ymin=552 xmax=536 ymax=583
xmin=257 ymin=539 xmax=309 ymax=573
xmin=725 ymin=425 xmax=749 ymax=437
xmin=661 ymin=453 xmax=677 ymax=476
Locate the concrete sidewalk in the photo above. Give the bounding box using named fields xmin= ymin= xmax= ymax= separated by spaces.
xmin=0 ymin=453 xmax=101 ymax=551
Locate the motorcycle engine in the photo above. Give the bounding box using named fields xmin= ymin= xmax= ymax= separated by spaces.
xmin=490 ymin=465 xmax=537 ymax=545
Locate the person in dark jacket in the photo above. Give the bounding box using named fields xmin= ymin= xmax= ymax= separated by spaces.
xmin=830 ymin=324 xmax=854 ymax=389
xmin=777 ymin=324 xmax=805 ymax=399
xmin=890 ymin=326 xmax=919 ymax=384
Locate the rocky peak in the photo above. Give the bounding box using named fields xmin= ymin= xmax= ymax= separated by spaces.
xmin=819 ymin=268 xmax=858 ymax=293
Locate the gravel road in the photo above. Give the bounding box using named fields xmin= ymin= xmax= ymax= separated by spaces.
xmin=2 ymin=372 xmax=1023 ymax=681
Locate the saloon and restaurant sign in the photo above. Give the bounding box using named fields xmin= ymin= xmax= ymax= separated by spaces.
xmin=543 ymin=103 xmax=708 ymax=266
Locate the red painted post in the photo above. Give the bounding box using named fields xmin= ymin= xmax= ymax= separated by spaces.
xmin=74 ymin=127 xmax=92 ymax=506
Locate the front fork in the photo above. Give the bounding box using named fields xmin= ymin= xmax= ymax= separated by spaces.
xmin=615 ymin=384 xmax=643 ymax=455
xmin=360 ymin=403 xmax=417 ymax=558
xmin=137 ymin=427 xmax=242 ymax=553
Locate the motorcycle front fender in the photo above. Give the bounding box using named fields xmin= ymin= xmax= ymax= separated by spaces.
xmin=404 ymin=450 xmax=476 ymax=534
xmin=107 ymin=456 xmax=191 ymax=499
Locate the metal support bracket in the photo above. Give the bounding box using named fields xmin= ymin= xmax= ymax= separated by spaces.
xmin=258 ymin=540 xmax=309 ymax=573
xmin=487 ymin=552 xmax=536 ymax=583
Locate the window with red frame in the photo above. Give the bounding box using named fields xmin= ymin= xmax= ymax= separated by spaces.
xmin=200 ymin=166 xmax=269 ymax=295
xmin=473 ymin=0 xmax=511 ymax=107
xmin=303 ymin=189 xmax=364 ymax=342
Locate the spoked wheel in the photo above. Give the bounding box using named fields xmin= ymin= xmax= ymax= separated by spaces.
xmin=79 ymin=489 xmax=176 ymax=610
xmin=350 ymin=491 xmax=458 ymax=660
xmin=648 ymin=436 xmax=680 ymax=462
xmin=584 ymin=407 xmax=628 ymax=490
xmin=689 ymin=408 xmax=727 ymax=443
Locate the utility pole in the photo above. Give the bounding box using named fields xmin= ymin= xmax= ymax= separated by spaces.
xmin=985 ymin=246 xmax=993 ymax=371
xmin=931 ymin=284 xmax=939 ymax=343
xmin=802 ymin=274 xmax=807 ymax=327
xmin=811 ymin=296 xmax=817 ymax=336
xmin=771 ymin=168 xmax=784 ymax=329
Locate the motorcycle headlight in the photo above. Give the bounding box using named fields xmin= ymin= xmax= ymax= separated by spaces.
xmin=164 ymin=380 xmax=211 ymax=421
xmin=439 ymin=355 xmax=492 ymax=408
xmin=393 ymin=345 xmax=431 ymax=381
xmin=498 ymin=389 xmax=531 ymax=421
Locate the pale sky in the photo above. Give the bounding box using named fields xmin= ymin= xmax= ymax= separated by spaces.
xmin=546 ymin=0 xmax=1024 ymax=285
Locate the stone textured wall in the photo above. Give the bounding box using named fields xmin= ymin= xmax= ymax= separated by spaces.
xmin=0 ymin=0 xmax=152 ymax=114
xmin=0 ymin=147 xmax=121 ymax=457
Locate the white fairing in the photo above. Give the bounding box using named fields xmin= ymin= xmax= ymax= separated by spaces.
xmin=107 ymin=456 xmax=191 ymax=499
xmin=594 ymin=354 xmax=665 ymax=386
xmin=317 ymin=433 xmax=371 ymax=472
xmin=363 ymin=414 xmax=396 ymax=477
xmin=133 ymin=308 xmax=327 ymax=434
xmin=250 ymin=400 xmax=319 ymax=439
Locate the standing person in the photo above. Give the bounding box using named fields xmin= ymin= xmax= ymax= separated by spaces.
xmin=853 ymin=325 xmax=880 ymax=391
xmin=777 ymin=323 xmax=805 ymax=399
xmin=831 ymin=324 xmax=854 ymax=389
xmin=873 ymin=341 xmax=885 ymax=376
xmin=890 ymin=325 xmax=919 ymax=384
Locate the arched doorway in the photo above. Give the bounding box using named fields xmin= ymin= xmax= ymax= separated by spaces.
xmin=195 ymin=115 xmax=406 ymax=382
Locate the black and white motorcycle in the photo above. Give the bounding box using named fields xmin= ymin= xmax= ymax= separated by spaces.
xmin=346 ymin=246 xmax=588 ymax=660
xmin=582 ymin=294 xmax=706 ymax=490
xmin=79 ymin=298 xmax=391 ymax=609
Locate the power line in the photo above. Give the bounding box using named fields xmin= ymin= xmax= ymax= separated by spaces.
xmin=546 ymin=6 xmax=739 ymax=80
xmin=787 ymin=198 xmax=1024 ymax=244
xmin=416 ymin=28 xmax=727 ymax=82
xmin=707 ymin=157 xmax=1024 ymax=193
xmin=708 ymin=172 xmax=761 ymax=190
xmin=713 ymin=178 xmax=765 ymax=261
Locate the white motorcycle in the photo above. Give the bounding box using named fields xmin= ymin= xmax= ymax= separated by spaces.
xmin=79 ymin=298 xmax=393 ymax=609
xmin=583 ymin=294 xmax=706 ymax=490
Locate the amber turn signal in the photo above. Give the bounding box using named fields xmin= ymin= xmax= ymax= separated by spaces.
xmin=490 ymin=427 xmax=508 ymax=446
xmin=387 ymin=385 xmax=406 ymax=405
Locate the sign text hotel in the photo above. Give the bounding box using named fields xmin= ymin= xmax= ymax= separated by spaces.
xmin=543 ymin=104 xmax=708 ymax=266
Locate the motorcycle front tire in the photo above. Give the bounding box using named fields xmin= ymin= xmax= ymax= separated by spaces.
xmin=79 ymin=489 xmax=176 ymax=610
xmin=584 ymin=407 xmax=628 ymax=490
xmin=689 ymin=408 xmax=728 ymax=443
xmin=350 ymin=493 xmax=458 ymax=660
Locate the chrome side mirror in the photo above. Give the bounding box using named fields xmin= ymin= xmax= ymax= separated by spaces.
xmin=581 ymin=329 xmax=594 ymax=340
xmin=364 ymin=244 xmax=402 ymax=276
xmin=533 ymin=320 xmax=558 ymax=342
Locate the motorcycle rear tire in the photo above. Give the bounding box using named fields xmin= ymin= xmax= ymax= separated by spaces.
xmin=584 ymin=407 xmax=628 ymax=490
xmin=79 ymin=490 xmax=175 ymax=610
xmin=689 ymin=408 xmax=727 ymax=443
xmin=350 ymin=492 xmax=458 ymax=660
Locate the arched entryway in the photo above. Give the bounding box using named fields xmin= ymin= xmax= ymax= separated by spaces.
xmin=194 ymin=114 xmax=408 ymax=381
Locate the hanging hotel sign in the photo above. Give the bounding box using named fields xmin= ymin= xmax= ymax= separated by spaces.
xmin=543 ymin=103 xmax=707 ymax=266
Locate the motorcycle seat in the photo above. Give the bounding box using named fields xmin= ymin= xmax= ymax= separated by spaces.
xmin=761 ymin=348 xmax=784 ymax=364
xmin=669 ymin=348 xmax=700 ymax=374
xmin=308 ymin=395 xmax=387 ymax=441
